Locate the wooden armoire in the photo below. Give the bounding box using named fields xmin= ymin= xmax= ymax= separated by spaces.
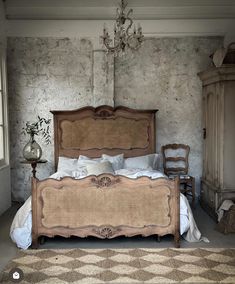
xmin=198 ymin=65 xmax=235 ymax=219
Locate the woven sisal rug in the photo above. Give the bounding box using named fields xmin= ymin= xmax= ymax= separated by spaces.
xmin=0 ymin=248 xmax=235 ymax=283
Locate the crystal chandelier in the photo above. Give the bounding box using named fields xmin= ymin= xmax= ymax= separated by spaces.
xmin=101 ymin=0 xmax=144 ymax=56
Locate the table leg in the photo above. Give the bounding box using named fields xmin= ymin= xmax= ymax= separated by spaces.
xmin=31 ymin=162 xmax=37 ymax=178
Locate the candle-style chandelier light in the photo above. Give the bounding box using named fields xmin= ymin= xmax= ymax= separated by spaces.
xmin=100 ymin=0 xmax=144 ymax=56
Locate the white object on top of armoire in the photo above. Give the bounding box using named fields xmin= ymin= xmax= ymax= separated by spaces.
xmin=198 ymin=65 xmax=235 ymax=220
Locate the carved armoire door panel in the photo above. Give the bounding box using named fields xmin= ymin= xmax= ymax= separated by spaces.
xmin=203 ymin=83 xmax=223 ymax=188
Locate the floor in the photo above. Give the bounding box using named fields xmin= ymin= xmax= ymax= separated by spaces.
xmin=0 ymin=201 xmax=235 ymax=273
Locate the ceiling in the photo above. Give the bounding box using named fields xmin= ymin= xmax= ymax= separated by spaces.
xmin=4 ymin=0 xmax=235 ymax=20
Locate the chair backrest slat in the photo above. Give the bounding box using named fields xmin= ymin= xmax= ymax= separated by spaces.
xmin=162 ymin=143 xmax=190 ymax=176
xmin=165 ymin=157 xmax=186 ymax=162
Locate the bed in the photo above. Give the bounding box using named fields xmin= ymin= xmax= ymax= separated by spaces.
xmin=31 ymin=105 xmax=181 ymax=248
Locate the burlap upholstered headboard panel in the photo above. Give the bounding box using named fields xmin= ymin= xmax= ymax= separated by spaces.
xmin=51 ymin=105 xmax=158 ymax=170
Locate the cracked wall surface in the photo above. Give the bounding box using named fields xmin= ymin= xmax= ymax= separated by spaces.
xmin=8 ymin=37 xmax=114 ymax=200
xmin=115 ymin=37 xmax=223 ymax=190
xmin=7 ymin=36 xmax=222 ymax=200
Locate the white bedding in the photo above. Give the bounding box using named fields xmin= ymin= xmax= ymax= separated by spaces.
xmin=10 ymin=169 xmax=208 ymax=249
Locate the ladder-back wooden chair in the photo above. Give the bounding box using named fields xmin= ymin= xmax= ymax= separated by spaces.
xmin=162 ymin=143 xmax=195 ymax=206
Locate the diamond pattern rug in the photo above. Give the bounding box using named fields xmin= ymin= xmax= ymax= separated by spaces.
xmin=1 ymin=248 xmax=235 ymax=283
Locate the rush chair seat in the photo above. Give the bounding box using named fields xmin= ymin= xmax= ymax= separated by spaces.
xmin=162 ymin=143 xmax=195 ymax=207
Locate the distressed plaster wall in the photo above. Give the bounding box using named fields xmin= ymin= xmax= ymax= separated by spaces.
xmin=7 ymin=37 xmax=114 ymax=200
xmin=115 ymin=37 xmax=223 ymax=189
xmin=7 ymin=36 xmax=222 ymax=200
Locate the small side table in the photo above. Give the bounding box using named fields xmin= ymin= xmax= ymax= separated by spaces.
xmin=20 ymin=159 xmax=47 ymax=178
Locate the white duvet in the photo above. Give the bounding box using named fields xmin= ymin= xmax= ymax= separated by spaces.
xmin=10 ymin=169 xmax=208 ymax=249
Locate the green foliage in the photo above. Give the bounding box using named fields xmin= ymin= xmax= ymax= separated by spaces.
xmin=22 ymin=116 xmax=51 ymax=144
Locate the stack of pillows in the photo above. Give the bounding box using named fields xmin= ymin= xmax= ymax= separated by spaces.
xmin=57 ymin=153 xmax=159 ymax=178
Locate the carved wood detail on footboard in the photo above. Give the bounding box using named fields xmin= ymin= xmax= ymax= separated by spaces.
xmin=32 ymin=175 xmax=180 ymax=248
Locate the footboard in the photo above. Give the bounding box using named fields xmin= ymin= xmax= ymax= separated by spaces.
xmin=32 ymin=175 xmax=180 ymax=248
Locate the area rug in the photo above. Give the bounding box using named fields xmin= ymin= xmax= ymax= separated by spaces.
xmin=0 ymin=248 xmax=235 ymax=283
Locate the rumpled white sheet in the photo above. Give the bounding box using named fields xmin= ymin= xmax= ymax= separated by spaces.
xmin=180 ymin=194 xmax=209 ymax=243
xmin=10 ymin=169 xmax=208 ymax=249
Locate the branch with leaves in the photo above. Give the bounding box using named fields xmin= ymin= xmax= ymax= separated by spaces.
xmin=22 ymin=116 xmax=51 ymax=145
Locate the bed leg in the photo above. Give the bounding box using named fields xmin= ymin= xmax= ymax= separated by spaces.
xmin=174 ymin=232 xmax=180 ymax=248
xmin=157 ymin=235 xmax=161 ymax=242
xmin=32 ymin=236 xmax=39 ymax=249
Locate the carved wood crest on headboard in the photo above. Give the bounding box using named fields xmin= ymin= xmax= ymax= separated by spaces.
xmin=51 ymin=105 xmax=158 ymax=170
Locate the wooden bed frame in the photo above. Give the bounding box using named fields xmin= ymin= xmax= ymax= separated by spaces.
xmin=31 ymin=105 xmax=180 ymax=248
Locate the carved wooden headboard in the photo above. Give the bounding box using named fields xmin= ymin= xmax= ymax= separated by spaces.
xmin=51 ymin=105 xmax=158 ymax=170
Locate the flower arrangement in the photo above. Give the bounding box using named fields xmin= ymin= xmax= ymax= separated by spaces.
xmin=22 ymin=116 xmax=51 ymax=145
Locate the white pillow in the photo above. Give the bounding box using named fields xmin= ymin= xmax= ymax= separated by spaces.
xmin=86 ymin=161 xmax=114 ymax=176
xmin=57 ymin=156 xmax=78 ymax=174
xmin=78 ymin=155 xmax=102 ymax=162
xmin=102 ymin=154 xmax=124 ymax=171
xmin=76 ymin=157 xmax=101 ymax=177
xmin=123 ymin=154 xmax=159 ymax=170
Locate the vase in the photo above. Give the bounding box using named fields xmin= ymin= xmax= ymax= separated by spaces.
xmin=23 ymin=134 xmax=42 ymax=161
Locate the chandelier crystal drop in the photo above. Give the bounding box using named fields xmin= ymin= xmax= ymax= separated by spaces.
xmin=100 ymin=0 xmax=144 ymax=56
